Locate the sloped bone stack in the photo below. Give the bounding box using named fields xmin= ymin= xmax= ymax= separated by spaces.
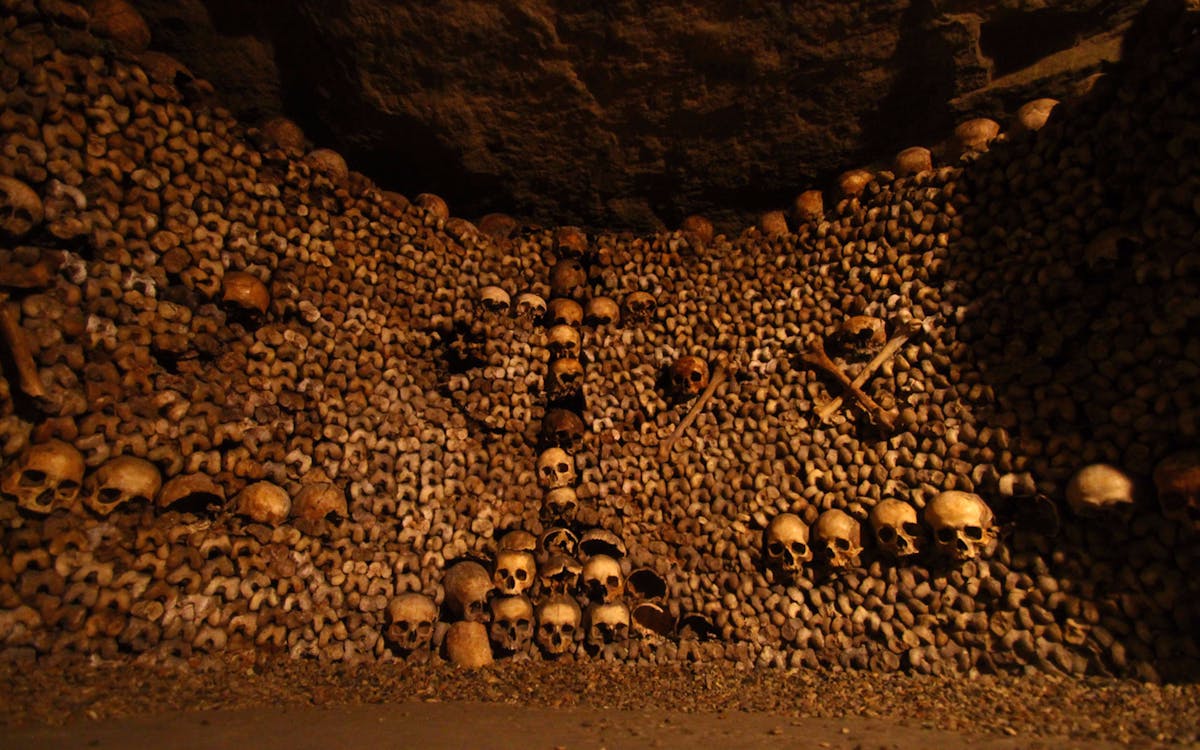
xmin=0 ymin=0 xmax=1198 ymax=681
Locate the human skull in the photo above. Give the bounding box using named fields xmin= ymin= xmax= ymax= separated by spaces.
xmin=493 ymin=549 xmax=537 ymax=596
xmin=549 ymin=259 xmax=587 ymax=299
xmin=489 ymin=595 xmax=535 ymax=653
xmin=538 ymin=553 xmax=582 ymax=595
xmin=82 ymin=455 xmax=162 ymax=516
xmin=758 ymin=210 xmax=789 ymax=236
xmin=305 ymin=148 xmax=349 ymax=182
xmin=235 ymin=481 xmax=291 ymax=525
xmin=537 ymin=448 xmax=576 ymax=490
xmin=894 ymin=146 xmax=932 ymax=176
xmin=221 ymin=271 xmax=270 ymax=318
xmin=579 ymin=528 xmax=626 ymax=559
xmin=950 ymin=117 xmax=1001 ymax=158
xmin=791 ymin=190 xmax=824 ymax=223
xmin=547 ymin=298 xmax=583 ymax=327
xmin=581 ymin=554 xmax=624 ymax=603
xmin=762 ymin=513 xmax=811 ymax=578
xmin=478 ymin=285 xmax=511 ymax=315
xmin=0 ymin=175 xmax=44 ymax=238
xmin=416 ymin=192 xmax=450 ymax=221
xmin=1153 ymin=451 xmax=1200 ymax=531
xmin=442 ymin=560 xmax=493 ymax=622
xmin=554 ymin=226 xmax=588 ymax=259
xmin=292 ymin=482 xmax=347 ymax=521
xmin=0 ymin=439 xmax=85 ymax=514
xmin=541 ymin=408 xmax=584 ymax=451
xmin=584 ymin=297 xmax=620 ymax=327
xmin=536 ymin=596 xmax=581 ymax=655
xmin=539 ymin=526 xmax=579 ymax=558
xmin=547 ymin=358 xmax=584 ymax=401
xmin=542 ymin=486 xmax=579 ymax=521
xmin=836 ymin=168 xmax=874 ymax=198
xmin=679 ymin=214 xmax=714 ymax=243
xmin=385 ymin=592 xmax=437 ymax=653
xmin=813 ymin=509 xmax=863 ymax=570
xmin=838 ymin=316 xmax=886 ymax=356
xmin=1014 ymin=98 xmax=1058 ymax=133
xmin=547 ymin=324 xmax=582 ymax=360
xmin=623 ymin=291 xmax=656 ymax=325
xmin=924 ymin=491 xmax=996 ymax=561
xmin=158 ymin=472 xmax=225 ymax=511
xmin=586 ymin=601 xmax=631 ymax=647
xmin=869 ymin=499 xmax=922 ymax=559
xmin=514 ymin=292 xmax=547 ymax=323
xmin=443 ymin=621 xmax=494 ymax=667
xmin=1065 ymin=464 xmax=1135 ymax=517
xmin=498 ymin=529 xmax=538 ymax=553
xmin=667 ymin=356 xmax=709 ymax=400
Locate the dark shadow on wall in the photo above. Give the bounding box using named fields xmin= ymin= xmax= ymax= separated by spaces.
xmin=942 ymin=0 xmax=1200 ymax=682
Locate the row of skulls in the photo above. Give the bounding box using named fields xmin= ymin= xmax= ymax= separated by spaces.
xmin=764 ymin=491 xmax=998 ymax=577
xmin=0 ymin=438 xmax=348 ymax=522
xmin=385 ymin=526 xmax=633 ymax=658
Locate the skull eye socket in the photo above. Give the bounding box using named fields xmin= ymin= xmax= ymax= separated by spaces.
xmin=902 ymin=522 xmax=922 ymax=535
xmin=835 ymin=538 xmax=850 ymax=550
xmin=561 ymin=624 xmax=574 ymax=634
xmin=395 ymin=621 xmax=411 ymax=632
xmin=767 ymin=541 xmax=784 ymax=556
xmin=20 ymin=470 xmax=47 ymax=486
xmin=540 ymin=623 xmax=555 ymax=634
xmin=556 ymin=462 xmax=570 ymax=473
xmin=791 ymin=542 xmax=807 ymax=556
xmin=468 ymin=601 xmax=483 ymax=615
xmin=963 ymin=526 xmax=983 ymax=540
xmin=418 ymin=622 xmax=433 ymax=635
xmin=606 ymin=575 xmax=620 ymax=587
xmin=689 ymin=371 xmax=703 ymax=382
xmin=516 ymin=569 xmax=528 ymax=581
xmin=936 ymin=528 xmax=956 ymax=544
xmin=877 ymin=526 xmax=896 ymax=542
xmin=99 ymin=488 xmax=123 ymax=503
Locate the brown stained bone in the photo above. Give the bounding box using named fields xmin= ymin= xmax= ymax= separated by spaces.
xmin=0 ymin=295 xmax=46 ymax=399
xmin=658 ymin=353 xmax=734 ymax=463
xmin=800 ymin=334 xmax=896 ymax=431
xmin=814 ymin=318 xmax=928 ymax=425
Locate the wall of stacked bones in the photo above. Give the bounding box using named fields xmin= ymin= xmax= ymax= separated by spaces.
xmin=1 ymin=0 xmax=1198 ymax=678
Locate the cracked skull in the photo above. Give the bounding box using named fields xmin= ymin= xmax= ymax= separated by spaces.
xmin=547 ymin=357 xmax=584 ymax=401
xmin=536 ymin=596 xmax=581 ymax=656
xmin=547 ymin=297 xmax=583 ymax=327
xmin=869 ymin=499 xmax=922 ymax=559
xmin=763 ymin=513 xmax=811 ymax=578
xmin=385 ymin=592 xmax=437 ymax=653
xmin=541 ymin=408 xmax=585 ymax=451
xmin=623 ymin=291 xmax=656 ymax=324
xmin=0 ymin=439 xmax=85 ymax=514
xmin=541 ymin=486 xmax=580 ymax=522
xmin=478 ymin=285 xmax=511 ymax=315
xmin=493 ymin=549 xmax=536 ymax=596
xmin=488 ymin=594 xmax=534 ymax=654
xmin=292 ymin=482 xmax=348 ymax=522
xmin=82 ymin=455 xmax=162 ymax=516
xmin=924 ymin=491 xmax=996 ymax=561
xmin=538 ymin=552 xmax=582 ymax=596
xmin=537 ymin=448 xmax=576 ymax=490
xmin=813 ymin=508 xmax=862 ymax=570
xmin=584 ymin=297 xmax=620 ymax=327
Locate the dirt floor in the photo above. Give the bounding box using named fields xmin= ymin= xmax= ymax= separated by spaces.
xmin=2 ymin=653 xmax=1199 ymax=749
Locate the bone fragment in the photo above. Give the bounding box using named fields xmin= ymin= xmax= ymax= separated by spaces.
xmin=814 ymin=318 xmax=926 ymax=424
xmin=0 ymin=295 xmax=46 ymax=399
xmin=658 ymin=354 xmax=732 ymax=463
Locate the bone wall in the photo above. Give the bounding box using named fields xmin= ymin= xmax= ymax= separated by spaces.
xmin=0 ymin=0 xmax=1198 ymax=679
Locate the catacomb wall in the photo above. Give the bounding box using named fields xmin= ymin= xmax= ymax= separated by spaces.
xmin=0 ymin=0 xmax=1197 ymax=679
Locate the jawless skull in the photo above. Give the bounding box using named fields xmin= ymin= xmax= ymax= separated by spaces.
xmin=82 ymin=455 xmax=162 ymax=516
xmin=812 ymin=508 xmax=862 ymax=570
xmin=869 ymin=498 xmax=922 ymax=559
xmin=924 ymin=491 xmax=996 ymax=561
xmin=385 ymin=592 xmax=437 ymax=653
xmin=763 ymin=512 xmax=811 ymax=579
xmin=1 ymin=439 xmax=85 ymax=514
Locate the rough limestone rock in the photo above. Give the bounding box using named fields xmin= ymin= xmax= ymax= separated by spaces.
xmin=135 ymin=0 xmax=1143 ymax=230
